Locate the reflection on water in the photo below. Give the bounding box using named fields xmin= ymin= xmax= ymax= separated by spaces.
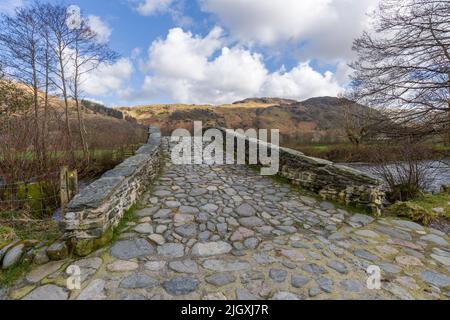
xmin=342 ymin=159 xmax=450 ymax=194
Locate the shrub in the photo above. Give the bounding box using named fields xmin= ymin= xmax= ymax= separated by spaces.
xmin=370 ymin=143 xmax=437 ymax=202
xmin=388 ymin=201 xmax=437 ymax=225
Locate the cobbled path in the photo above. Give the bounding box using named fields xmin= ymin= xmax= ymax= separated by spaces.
xmin=5 ymin=139 xmax=450 ymax=300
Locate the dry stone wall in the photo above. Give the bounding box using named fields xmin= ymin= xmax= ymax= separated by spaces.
xmin=60 ymin=126 xmax=162 ymax=256
xmin=214 ymin=127 xmax=385 ymax=214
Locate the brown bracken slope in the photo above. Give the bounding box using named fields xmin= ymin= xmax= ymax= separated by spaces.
xmin=116 ymin=96 xmax=369 ymax=144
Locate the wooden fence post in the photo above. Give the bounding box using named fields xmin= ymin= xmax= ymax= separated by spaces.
xmin=60 ymin=167 xmax=78 ymax=208
xmin=68 ymin=169 xmax=78 ymax=200
xmin=60 ymin=166 xmax=69 ymax=208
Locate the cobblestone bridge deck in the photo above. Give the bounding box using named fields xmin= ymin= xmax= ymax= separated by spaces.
xmin=4 ymin=139 xmax=450 ymax=300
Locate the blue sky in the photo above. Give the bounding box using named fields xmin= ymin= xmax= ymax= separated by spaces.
xmin=1 ymin=0 xmax=379 ymax=106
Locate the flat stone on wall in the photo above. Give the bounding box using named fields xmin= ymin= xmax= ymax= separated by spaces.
xmin=213 ymin=127 xmax=385 ymax=214
xmin=60 ymin=126 xmax=162 ymax=256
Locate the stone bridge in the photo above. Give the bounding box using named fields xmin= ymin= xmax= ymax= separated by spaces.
xmin=4 ymin=127 xmax=450 ymax=300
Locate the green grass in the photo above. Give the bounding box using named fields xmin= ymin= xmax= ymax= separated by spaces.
xmin=286 ymin=142 xmax=449 ymax=163
xmin=0 ymin=225 xmax=16 ymax=245
xmin=0 ymin=261 xmax=32 ymax=288
xmin=409 ymin=193 xmax=450 ymax=219
xmin=433 ymin=145 xmax=450 ymax=152
xmin=0 ymin=211 xmax=60 ymax=243
xmin=0 ymin=145 xmax=142 ymax=161
xmin=0 ymin=213 xmax=59 ymax=289
xmin=13 ymin=221 xmax=60 ymax=243
xmin=306 ymin=145 xmax=334 ymax=152
xmin=111 ymin=204 xmax=139 ymax=243
xmin=387 ymin=192 xmax=449 ymax=226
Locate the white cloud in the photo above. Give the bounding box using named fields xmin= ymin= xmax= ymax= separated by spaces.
xmin=135 ymin=0 xmax=175 ymax=15
xmin=82 ymin=58 xmax=134 ymax=96
xmin=144 ymin=27 xmax=224 ymax=79
xmin=131 ymin=47 xmax=142 ymax=59
xmin=200 ymin=0 xmax=334 ymax=45
xmin=0 ymin=0 xmax=23 ymax=14
xmin=132 ymin=0 xmax=193 ymax=27
xmin=84 ymin=97 xmax=107 ymax=106
xmin=301 ymin=0 xmax=379 ymax=61
xmin=87 ymin=15 xmax=112 ymax=43
xmin=130 ymin=27 xmax=342 ymax=104
xmin=200 ymin=0 xmax=379 ymax=61
xmin=262 ymin=63 xmax=341 ymax=100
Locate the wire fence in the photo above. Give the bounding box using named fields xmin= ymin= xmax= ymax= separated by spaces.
xmin=0 ymin=144 xmax=144 ymax=219
xmin=0 ymin=171 xmax=62 ymax=219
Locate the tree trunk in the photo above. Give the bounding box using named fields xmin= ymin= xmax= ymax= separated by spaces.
xmin=75 ymin=97 xmax=89 ymax=165
xmin=447 ymin=101 xmax=450 ymax=146
xmin=31 ymin=49 xmax=42 ymax=170
xmin=73 ymin=46 xmax=90 ymax=166
xmin=447 ymin=73 xmax=450 ymax=146
xmin=57 ymin=49 xmax=74 ymax=161
xmin=42 ymin=39 xmax=50 ymax=170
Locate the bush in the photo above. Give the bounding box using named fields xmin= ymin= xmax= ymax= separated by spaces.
xmin=370 ymin=143 xmax=437 ymax=202
xmin=388 ymin=201 xmax=437 ymax=225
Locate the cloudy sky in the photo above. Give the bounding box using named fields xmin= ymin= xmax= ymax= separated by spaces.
xmin=0 ymin=0 xmax=379 ymax=106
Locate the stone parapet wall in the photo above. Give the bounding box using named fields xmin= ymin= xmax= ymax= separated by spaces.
xmin=60 ymin=126 xmax=162 ymax=256
xmin=214 ymin=127 xmax=385 ymax=214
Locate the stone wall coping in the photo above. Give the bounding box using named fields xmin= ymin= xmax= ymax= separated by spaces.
xmin=66 ymin=126 xmax=161 ymax=211
xmin=213 ymin=126 xmax=383 ymax=186
xmin=332 ymin=164 xmax=380 ymax=182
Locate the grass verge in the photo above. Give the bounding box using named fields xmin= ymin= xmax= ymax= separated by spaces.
xmin=409 ymin=193 xmax=450 ymax=218
xmin=0 ymin=225 xmax=16 ymax=244
xmin=0 ymin=211 xmax=60 ymax=243
xmin=0 ymin=261 xmax=32 ymax=289
xmin=387 ymin=192 xmax=450 ymax=225
xmin=0 ymin=215 xmax=60 ymax=289
xmin=111 ymin=205 xmax=139 ymax=243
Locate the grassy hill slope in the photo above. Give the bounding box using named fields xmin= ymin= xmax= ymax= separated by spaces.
xmin=116 ymin=96 xmax=368 ymax=145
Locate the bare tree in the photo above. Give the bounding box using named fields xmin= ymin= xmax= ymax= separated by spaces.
xmin=68 ymin=16 xmax=117 ymax=164
xmin=369 ymin=143 xmax=437 ymax=201
xmin=1 ymin=2 xmax=118 ymax=169
xmin=35 ymin=4 xmax=57 ymax=170
xmin=347 ymin=0 xmax=450 ymax=144
xmin=0 ymin=6 xmax=45 ymax=167
xmin=40 ymin=4 xmax=76 ymax=154
xmin=337 ymin=98 xmax=382 ymax=146
xmin=38 ymin=3 xmax=117 ymax=164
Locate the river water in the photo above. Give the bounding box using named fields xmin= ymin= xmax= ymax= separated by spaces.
xmin=342 ymin=159 xmax=450 ymax=194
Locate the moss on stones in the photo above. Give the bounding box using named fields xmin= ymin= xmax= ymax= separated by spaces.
xmin=9 ymin=285 xmax=35 ymax=300
xmin=72 ymin=228 xmax=114 ymax=257
xmin=388 ymin=201 xmax=437 ymax=225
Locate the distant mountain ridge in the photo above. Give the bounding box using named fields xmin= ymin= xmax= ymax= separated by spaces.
xmin=117 ymin=96 xmax=369 ymax=145
xmin=232 ymin=97 xmax=298 ymax=105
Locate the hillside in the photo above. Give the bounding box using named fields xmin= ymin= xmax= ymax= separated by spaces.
xmin=116 ymin=97 xmax=370 ymax=145
xmin=35 ymin=99 xmax=149 ymax=150
xmin=0 ymin=80 xmax=149 ymax=151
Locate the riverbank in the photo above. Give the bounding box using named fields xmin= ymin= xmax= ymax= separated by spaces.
xmin=288 ymin=143 xmax=450 ymax=163
xmin=343 ymin=159 xmax=450 ymax=194
xmin=343 ymin=160 xmax=450 ymax=231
